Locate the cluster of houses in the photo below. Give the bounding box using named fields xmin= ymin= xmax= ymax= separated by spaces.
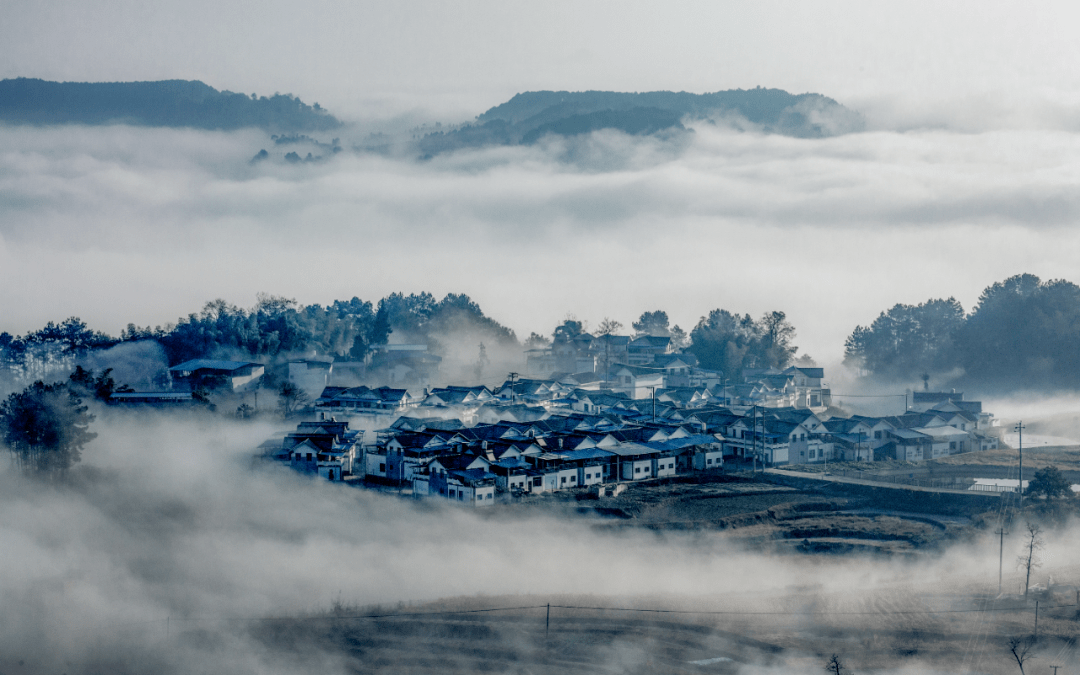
xmin=259 ymin=368 xmax=1000 ymax=506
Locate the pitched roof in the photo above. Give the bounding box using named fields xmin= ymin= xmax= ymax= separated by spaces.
xmin=169 ymin=359 xmax=260 ymax=373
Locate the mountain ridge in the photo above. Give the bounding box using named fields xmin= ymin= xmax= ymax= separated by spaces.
xmin=418 ymin=87 xmax=863 ymax=156
xmin=0 ymin=78 xmax=341 ymax=132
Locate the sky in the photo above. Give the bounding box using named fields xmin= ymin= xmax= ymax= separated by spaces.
xmin=3 ymin=0 xmax=1080 ymax=365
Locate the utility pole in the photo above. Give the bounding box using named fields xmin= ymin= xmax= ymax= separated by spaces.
xmin=751 ymin=405 xmax=757 ymax=473
xmin=996 ymin=527 xmax=1008 ymax=595
xmin=508 ymin=372 xmax=518 ymax=406
xmin=1034 ymin=600 xmax=1039 ymax=638
xmin=546 ymin=603 xmax=550 ymax=637
xmin=1015 ymin=421 xmax=1026 ymax=508
xmin=722 ymin=377 xmax=728 ymax=408
xmin=648 ymin=386 xmax=656 ymax=421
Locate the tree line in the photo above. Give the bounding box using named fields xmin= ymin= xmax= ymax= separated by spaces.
xmin=0 ymin=292 xmax=522 ymax=375
xmin=844 ymin=274 xmax=1080 ymax=388
xmin=6 ymin=273 xmax=1078 ymax=391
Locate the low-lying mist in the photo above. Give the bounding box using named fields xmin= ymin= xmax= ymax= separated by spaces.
xmin=3 ymin=408 xmax=1079 ymax=673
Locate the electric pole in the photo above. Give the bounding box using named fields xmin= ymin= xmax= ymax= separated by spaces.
xmin=508 ymin=372 xmax=518 ymax=406
xmin=648 ymin=385 xmax=656 ymax=421
xmin=1015 ymin=421 xmax=1026 ymax=509
xmin=996 ymin=526 xmax=1008 ymax=595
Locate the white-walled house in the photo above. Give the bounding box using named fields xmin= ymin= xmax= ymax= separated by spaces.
xmin=610 ymin=365 xmax=666 ymax=400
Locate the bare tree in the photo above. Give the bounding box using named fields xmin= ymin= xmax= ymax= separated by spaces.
xmin=1017 ymin=522 xmax=1043 ymax=597
xmin=1007 ymin=636 xmax=1035 ymax=675
xmin=824 ymin=654 xmax=846 ymax=675
xmin=278 ymin=380 xmax=310 ymax=418
xmin=596 ymin=318 xmax=623 ymax=336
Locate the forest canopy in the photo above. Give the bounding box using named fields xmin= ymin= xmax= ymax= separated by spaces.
xmin=844 ymin=274 xmax=1080 ymax=388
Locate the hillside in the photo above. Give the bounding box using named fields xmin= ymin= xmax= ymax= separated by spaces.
xmin=418 ymin=87 xmax=863 ymax=156
xmin=0 ymin=78 xmax=341 ymax=132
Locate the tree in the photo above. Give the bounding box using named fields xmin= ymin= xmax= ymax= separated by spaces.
xmin=824 ymin=654 xmax=847 ymax=675
xmin=553 ymin=318 xmax=584 ymax=342
xmin=524 ymin=332 xmax=551 ymax=349
xmin=1007 ymin=636 xmax=1035 ymax=675
xmin=843 ymin=297 xmax=964 ymax=380
xmin=278 ymin=381 xmax=310 ymax=417
xmin=1027 ymin=465 xmax=1072 ymax=500
xmin=669 ymin=324 xmax=689 ymax=350
xmin=1 ymin=380 xmax=96 ymax=476
xmin=757 ymin=311 xmax=798 ymax=368
xmin=687 ymin=309 xmax=799 ymax=374
xmin=68 ymin=366 xmax=133 ymax=402
xmin=596 ymin=318 xmax=623 ymax=336
xmin=474 ymin=342 xmax=490 ymax=380
xmin=632 ymin=310 xmax=671 ymax=337
xmin=1017 ymin=522 xmax=1043 ymax=597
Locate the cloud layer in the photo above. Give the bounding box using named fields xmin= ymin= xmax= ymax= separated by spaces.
xmin=2 ymin=119 xmax=1080 ymax=364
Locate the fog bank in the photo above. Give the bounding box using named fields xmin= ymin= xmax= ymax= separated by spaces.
xmin=2 ymin=410 xmax=1079 ymax=672
xmin=3 ymin=120 xmax=1080 ymax=363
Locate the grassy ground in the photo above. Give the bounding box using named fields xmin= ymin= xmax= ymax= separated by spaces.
xmin=238 ymin=586 xmax=1080 ymax=674
xmin=935 ymin=446 xmax=1080 ymax=471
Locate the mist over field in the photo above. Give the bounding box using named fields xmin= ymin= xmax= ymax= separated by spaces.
xmin=3 ymin=409 xmax=1078 ymax=674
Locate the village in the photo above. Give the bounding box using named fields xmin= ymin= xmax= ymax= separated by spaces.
xmin=237 ymin=331 xmax=1002 ymax=506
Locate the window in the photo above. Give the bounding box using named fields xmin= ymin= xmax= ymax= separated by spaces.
xmin=486 ymin=493 xmax=492 ymax=499
xmin=874 ymin=431 xmax=882 ymax=439
xmin=635 ymin=467 xmax=641 ymax=473
xmin=570 ymin=476 xmax=576 ymax=482
xmin=669 ymin=463 xmax=674 ymax=469
xmin=707 ymin=458 xmax=712 ymax=464
xmin=561 ymin=476 xmax=567 ymax=484
xmin=533 ymin=477 xmax=542 ymax=487
xmin=379 ymin=463 xmax=386 ymax=472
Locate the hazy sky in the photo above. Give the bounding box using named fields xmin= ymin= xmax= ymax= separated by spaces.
xmin=5 ymin=0 xmax=1080 ymax=119
xmin=2 ymin=1 xmax=1080 ymax=366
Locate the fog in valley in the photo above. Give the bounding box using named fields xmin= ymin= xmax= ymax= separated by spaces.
xmin=3 ymin=408 xmax=1079 ymax=674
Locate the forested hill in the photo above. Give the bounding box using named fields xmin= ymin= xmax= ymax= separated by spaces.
xmin=418 ymin=87 xmax=863 ymax=156
xmin=0 ymin=78 xmax=341 ymax=132
xmin=478 ymin=89 xmax=860 ymax=134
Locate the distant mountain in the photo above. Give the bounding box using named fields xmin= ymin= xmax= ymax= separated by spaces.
xmin=418 ymin=87 xmax=862 ymax=156
xmin=0 ymin=78 xmax=341 ymax=132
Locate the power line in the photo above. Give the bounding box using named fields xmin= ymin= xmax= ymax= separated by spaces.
xmin=99 ymin=598 xmax=1080 ymax=634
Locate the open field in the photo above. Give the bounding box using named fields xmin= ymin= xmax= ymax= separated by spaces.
xmin=234 ymin=584 xmax=1080 ymax=674
xmin=935 ymin=447 xmax=1080 ymax=472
